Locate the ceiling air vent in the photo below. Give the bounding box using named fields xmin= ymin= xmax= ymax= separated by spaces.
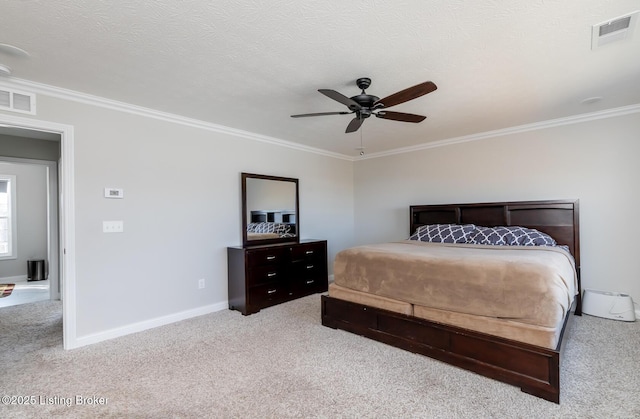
xmin=592 ymin=11 xmax=639 ymax=49
xmin=0 ymin=87 xmax=36 ymax=115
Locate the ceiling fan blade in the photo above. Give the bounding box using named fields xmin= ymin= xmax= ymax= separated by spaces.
xmin=375 ymin=111 xmax=426 ymax=123
xmin=345 ymin=117 xmax=364 ymax=133
xmin=319 ymin=89 xmax=362 ymax=110
xmin=291 ymin=111 xmax=352 ymax=118
xmin=373 ymin=81 xmax=437 ymax=108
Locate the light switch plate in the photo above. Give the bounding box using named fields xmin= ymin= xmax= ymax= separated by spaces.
xmin=103 ymin=221 xmax=124 ymax=233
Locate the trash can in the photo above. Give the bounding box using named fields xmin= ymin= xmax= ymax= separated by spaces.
xmin=27 ymin=259 xmax=47 ymax=281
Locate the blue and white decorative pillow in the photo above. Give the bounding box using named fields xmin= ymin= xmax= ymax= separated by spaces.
xmin=467 ymin=226 xmax=556 ymax=247
xmin=409 ymin=224 xmax=476 ymax=244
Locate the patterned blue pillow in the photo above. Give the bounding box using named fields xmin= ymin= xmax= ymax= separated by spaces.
xmin=409 ymin=224 xmax=476 ymax=244
xmin=467 ymin=226 xmax=557 ymax=247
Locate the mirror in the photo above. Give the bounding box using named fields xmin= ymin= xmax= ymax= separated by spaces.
xmin=241 ymin=172 xmax=299 ymax=247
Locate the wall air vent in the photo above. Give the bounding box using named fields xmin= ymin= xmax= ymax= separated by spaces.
xmin=592 ymin=11 xmax=639 ymax=49
xmin=0 ymin=87 xmax=36 ymax=115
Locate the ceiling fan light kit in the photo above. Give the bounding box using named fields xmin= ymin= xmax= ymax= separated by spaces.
xmin=292 ymin=77 xmax=437 ymax=133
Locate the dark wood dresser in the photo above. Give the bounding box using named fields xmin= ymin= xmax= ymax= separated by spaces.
xmin=227 ymin=239 xmax=328 ymax=315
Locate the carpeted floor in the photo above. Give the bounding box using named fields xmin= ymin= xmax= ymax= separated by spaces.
xmin=1 ymin=295 xmax=639 ymax=418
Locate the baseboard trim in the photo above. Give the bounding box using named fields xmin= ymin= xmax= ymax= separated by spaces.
xmin=71 ymin=301 xmax=229 ymax=349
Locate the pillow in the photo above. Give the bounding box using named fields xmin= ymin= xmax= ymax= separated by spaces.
xmin=409 ymin=224 xmax=476 ymax=244
xmin=247 ymin=222 xmax=291 ymax=235
xmin=467 ymin=226 xmax=557 ymax=247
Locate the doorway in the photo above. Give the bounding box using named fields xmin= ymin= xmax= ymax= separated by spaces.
xmin=0 ymin=156 xmax=59 ymax=306
xmin=0 ymin=113 xmax=76 ymax=349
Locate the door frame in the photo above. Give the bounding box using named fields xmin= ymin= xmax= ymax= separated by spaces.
xmin=0 ymin=113 xmax=77 ymax=349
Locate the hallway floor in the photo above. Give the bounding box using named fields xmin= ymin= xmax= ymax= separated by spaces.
xmin=0 ymin=279 xmax=50 ymax=308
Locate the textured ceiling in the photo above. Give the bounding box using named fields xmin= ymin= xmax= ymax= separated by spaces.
xmin=1 ymin=1 xmax=639 ymax=157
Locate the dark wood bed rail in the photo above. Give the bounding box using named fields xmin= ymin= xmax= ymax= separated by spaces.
xmin=322 ymin=295 xmax=576 ymax=403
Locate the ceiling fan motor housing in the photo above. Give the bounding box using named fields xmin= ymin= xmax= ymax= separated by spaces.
xmin=351 ymin=78 xmax=378 ymax=116
xmin=356 ymin=77 xmax=371 ymax=90
xmin=350 ymin=93 xmax=379 ymax=112
xmin=291 ymin=77 xmax=435 ymax=133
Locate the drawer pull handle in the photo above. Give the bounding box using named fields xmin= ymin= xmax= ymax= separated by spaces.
xmin=306 ymin=280 xmax=315 ymax=285
xmin=266 ymin=256 xmax=276 ymax=260
xmin=305 ymin=250 xmax=314 ymax=255
xmin=267 ymin=289 xmax=277 ymax=294
xmin=306 ymin=265 xmax=314 ymax=269
xmin=267 ymin=272 xmax=277 ymax=277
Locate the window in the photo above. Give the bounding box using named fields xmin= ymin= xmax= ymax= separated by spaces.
xmin=0 ymin=175 xmax=17 ymax=259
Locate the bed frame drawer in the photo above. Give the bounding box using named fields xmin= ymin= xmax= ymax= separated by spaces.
xmin=322 ymin=294 xmax=571 ymax=404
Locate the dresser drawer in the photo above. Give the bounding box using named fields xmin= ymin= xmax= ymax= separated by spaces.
xmin=290 ymin=242 xmax=325 ymax=262
xmin=247 ymin=265 xmax=284 ymax=286
xmin=246 ymin=247 xmax=286 ymax=266
xmin=249 ymin=283 xmax=289 ymax=308
xmin=290 ymin=260 xmax=324 ymax=279
xmin=290 ymin=276 xmax=328 ymax=295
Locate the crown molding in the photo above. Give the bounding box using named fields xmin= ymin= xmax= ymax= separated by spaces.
xmin=359 ymin=103 xmax=640 ymax=160
xmin=3 ymin=78 xmax=638 ymax=163
xmin=0 ymin=78 xmax=353 ymax=161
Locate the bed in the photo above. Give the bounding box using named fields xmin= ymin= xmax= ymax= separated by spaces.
xmin=321 ymin=199 xmax=581 ymax=403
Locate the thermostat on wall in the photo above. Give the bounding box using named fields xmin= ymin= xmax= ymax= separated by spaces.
xmin=104 ymin=188 xmax=124 ymax=199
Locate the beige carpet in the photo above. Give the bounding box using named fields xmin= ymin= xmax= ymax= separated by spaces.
xmin=1 ymin=295 xmax=639 ymax=418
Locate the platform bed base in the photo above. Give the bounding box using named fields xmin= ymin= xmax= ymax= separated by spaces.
xmin=321 ymin=295 xmax=576 ymax=403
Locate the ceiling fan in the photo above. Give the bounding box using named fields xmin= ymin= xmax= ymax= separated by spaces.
xmin=291 ymin=77 xmax=437 ymax=133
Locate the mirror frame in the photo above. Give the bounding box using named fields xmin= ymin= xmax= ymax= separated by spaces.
xmin=241 ymin=172 xmax=300 ymax=247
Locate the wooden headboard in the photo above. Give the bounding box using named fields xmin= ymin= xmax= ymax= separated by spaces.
xmin=410 ymin=199 xmax=580 ymax=267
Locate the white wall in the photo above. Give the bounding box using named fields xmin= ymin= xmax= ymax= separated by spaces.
xmin=2 ymin=93 xmax=354 ymax=339
xmin=0 ymin=161 xmax=48 ymax=280
xmin=354 ymin=112 xmax=640 ymax=305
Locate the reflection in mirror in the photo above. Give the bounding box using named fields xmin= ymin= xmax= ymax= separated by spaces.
xmin=242 ymin=173 xmax=299 ymax=247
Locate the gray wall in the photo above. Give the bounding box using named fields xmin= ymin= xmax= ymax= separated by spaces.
xmin=2 ymin=93 xmax=355 ymax=339
xmin=0 ymin=134 xmax=60 ymax=161
xmin=353 ymin=112 xmax=640 ymax=305
xmin=0 ymin=161 xmax=48 ymax=280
